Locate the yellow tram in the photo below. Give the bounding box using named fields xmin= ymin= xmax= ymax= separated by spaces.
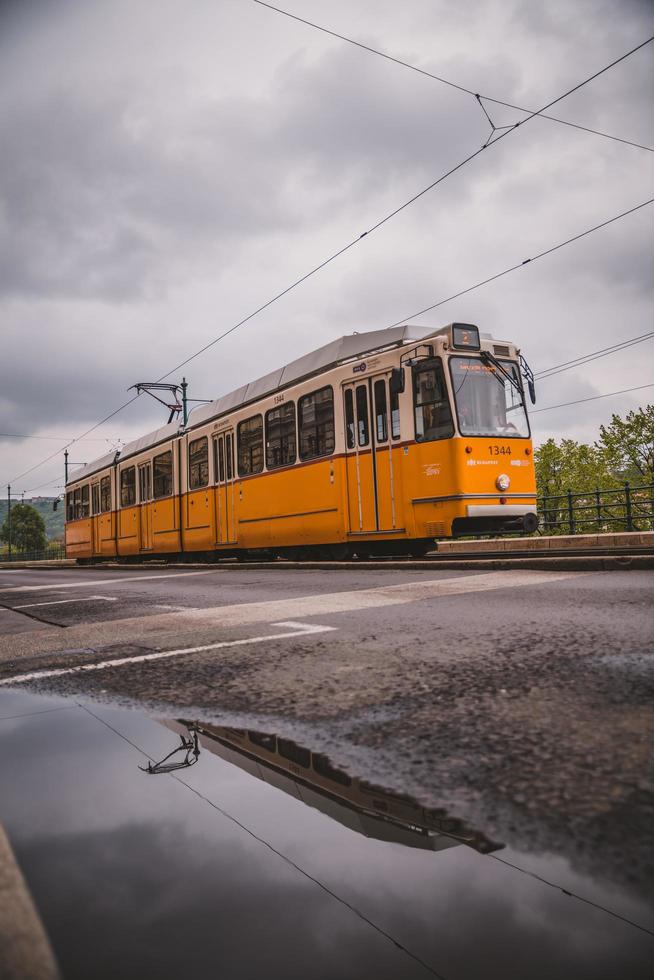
xmin=64 ymin=323 xmax=538 ymax=561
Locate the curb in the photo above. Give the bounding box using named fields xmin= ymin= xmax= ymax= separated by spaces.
xmin=0 ymin=823 xmax=60 ymax=980
xmin=3 ymin=556 xmax=652 ymax=572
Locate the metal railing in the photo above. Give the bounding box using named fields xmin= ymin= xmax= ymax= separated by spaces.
xmin=0 ymin=544 xmax=67 ymax=563
xmin=538 ymin=482 xmax=654 ymax=535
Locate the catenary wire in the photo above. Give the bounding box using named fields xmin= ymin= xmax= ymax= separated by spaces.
xmin=6 ymin=396 xmax=139 ymax=486
xmin=133 ymin=39 xmax=654 ymax=388
xmin=78 ymin=701 xmax=654 ymax=944
xmin=6 ymin=38 xmax=653 ymax=489
xmin=534 ymin=332 xmax=654 ymax=379
xmin=9 ymin=195 xmax=653 ymax=495
xmin=250 ymin=0 xmax=654 ymax=152
xmin=387 ymin=198 xmax=653 ymax=327
xmin=78 ymin=704 xmax=448 ymax=980
xmin=530 ymin=382 xmax=654 ymax=414
xmin=489 ymin=854 xmax=654 ymax=937
xmin=0 ymin=433 xmax=120 ymax=442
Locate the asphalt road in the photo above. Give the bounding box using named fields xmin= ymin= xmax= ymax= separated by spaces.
xmin=1 ymin=563 xmax=653 ymax=894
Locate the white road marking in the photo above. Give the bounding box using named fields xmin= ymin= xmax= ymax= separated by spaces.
xmin=0 ymin=569 xmax=220 ymax=594
xmin=0 ymin=621 xmax=337 ymax=686
xmin=0 ymin=569 xmax=582 ymax=658
xmin=13 ymin=596 xmax=119 ymax=610
xmin=162 ymin=568 xmax=579 ymax=630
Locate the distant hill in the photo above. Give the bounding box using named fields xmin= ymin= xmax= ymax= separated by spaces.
xmin=0 ymin=497 xmax=64 ymax=541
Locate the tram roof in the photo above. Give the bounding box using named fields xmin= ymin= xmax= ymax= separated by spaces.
xmin=118 ymin=420 xmax=182 ymax=463
xmin=66 ymin=324 xmax=452 ymax=483
xmin=187 ymin=324 xmax=429 ymax=431
xmin=66 ymin=450 xmax=119 ymax=486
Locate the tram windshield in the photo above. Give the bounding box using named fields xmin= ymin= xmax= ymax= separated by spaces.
xmin=450 ymin=357 xmax=530 ymax=438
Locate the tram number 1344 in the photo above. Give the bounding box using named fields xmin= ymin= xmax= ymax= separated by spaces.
xmin=488 ymin=445 xmax=513 ymax=456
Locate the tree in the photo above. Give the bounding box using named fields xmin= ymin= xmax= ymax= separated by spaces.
xmin=0 ymin=503 xmax=47 ymax=552
xmin=596 ymin=404 xmax=654 ymax=484
xmin=534 ymin=438 xmax=616 ymax=497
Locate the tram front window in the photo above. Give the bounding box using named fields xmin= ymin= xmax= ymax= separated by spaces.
xmin=450 ymin=357 xmax=530 ymax=438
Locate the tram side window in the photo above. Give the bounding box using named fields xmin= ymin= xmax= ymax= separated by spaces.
xmin=189 ymin=437 xmax=209 ymax=489
xmin=390 ymin=386 xmax=401 ymax=440
xmin=214 ymin=439 xmax=225 ymax=483
xmin=414 ymin=361 xmax=454 ymax=442
xmin=238 ymin=416 xmax=264 ymax=476
xmin=225 ymin=433 xmax=233 ymax=480
xmin=248 ymin=731 xmax=276 ymax=752
xmin=344 ymin=389 xmax=355 ymax=449
xmin=91 ymin=484 xmax=100 ymax=516
xmin=73 ymin=488 xmax=81 ymax=520
xmin=299 ymin=386 xmax=334 ymax=460
xmin=66 ymin=492 xmax=74 ymax=522
xmin=100 ymin=475 xmax=111 ymax=513
xmin=312 ymin=753 xmax=352 ymax=787
xmin=265 ymin=403 xmax=296 ymax=469
xmin=374 ymin=380 xmax=388 ymax=443
xmin=80 ymin=485 xmax=90 ymax=518
xmin=153 ymin=451 xmax=173 ymax=498
xmin=355 ymin=385 xmax=369 ymax=447
xmin=120 ymin=467 xmax=136 ymax=507
xmin=278 ymin=738 xmax=311 ymax=769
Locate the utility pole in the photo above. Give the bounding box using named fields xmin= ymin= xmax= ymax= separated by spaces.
xmin=64 ymin=449 xmax=69 ymax=484
xmin=6 ymin=485 xmax=11 ymax=561
xmin=181 ymin=377 xmax=188 ymax=427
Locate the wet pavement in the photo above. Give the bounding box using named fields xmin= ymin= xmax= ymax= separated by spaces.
xmin=0 ymin=565 xmax=653 ymax=976
xmin=2 ymin=686 xmax=653 ymax=980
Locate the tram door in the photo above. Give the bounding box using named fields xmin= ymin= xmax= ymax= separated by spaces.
xmin=343 ymin=376 xmax=398 ymax=533
xmin=213 ymin=431 xmax=237 ymax=545
xmin=138 ymin=463 xmax=153 ymax=550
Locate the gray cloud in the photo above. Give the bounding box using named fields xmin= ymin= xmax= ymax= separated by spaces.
xmin=1 ymin=0 xmax=653 ymax=490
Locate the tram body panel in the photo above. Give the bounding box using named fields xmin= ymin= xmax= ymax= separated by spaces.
xmin=98 ymin=510 xmax=117 ymax=556
xmin=236 ymin=457 xmax=343 ymax=549
xmin=117 ymin=505 xmax=140 ymax=555
xmin=150 ymin=496 xmax=180 ymax=553
xmin=184 ymin=488 xmax=212 ymax=548
xmin=63 ymin=324 xmax=539 ymax=558
xmin=65 ymin=517 xmax=93 ymax=558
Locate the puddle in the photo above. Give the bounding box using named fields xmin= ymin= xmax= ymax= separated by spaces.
xmin=1 ymin=687 xmax=653 ymax=979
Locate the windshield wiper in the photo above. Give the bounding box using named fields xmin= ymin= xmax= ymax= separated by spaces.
xmin=479 ymin=350 xmax=524 ymax=400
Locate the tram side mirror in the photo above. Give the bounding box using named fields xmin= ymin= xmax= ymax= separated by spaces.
xmin=53 ymin=499 xmax=58 ymax=511
xmin=528 ymin=380 xmax=536 ymax=405
xmin=390 ymin=367 xmax=405 ymax=396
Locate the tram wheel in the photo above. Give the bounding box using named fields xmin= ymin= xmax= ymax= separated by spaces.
xmin=407 ymin=541 xmax=433 ymax=558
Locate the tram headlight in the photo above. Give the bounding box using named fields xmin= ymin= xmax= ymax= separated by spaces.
xmin=496 ymin=473 xmax=510 ymax=491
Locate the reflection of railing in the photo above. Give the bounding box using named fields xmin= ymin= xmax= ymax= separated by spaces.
xmin=538 ymin=483 xmax=654 ymax=535
xmin=0 ymin=544 xmax=66 ymax=563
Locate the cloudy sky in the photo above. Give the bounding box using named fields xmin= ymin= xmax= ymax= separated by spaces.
xmin=1 ymin=0 xmax=652 ymax=495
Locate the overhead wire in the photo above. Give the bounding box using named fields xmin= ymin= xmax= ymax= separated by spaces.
xmin=250 ymin=0 xmax=654 ymax=153
xmin=6 ymin=396 xmax=139 ymax=486
xmin=534 ymin=332 xmax=654 ymax=379
xmin=77 ymin=701 xmax=654 ymax=955
xmin=5 ymin=36 xmax=652 ymax=490
xmin=0 ymin=433 xmax=120 ymax=442
xmin=9 ymin=195 xmax=654 ymax=495
xmin=78 ymin=703 xmax=448 ymax=980
xmin=387 ymin=198 xmax=653 ymax=327
xmin=530 ymin=382 xmax=654 ymax=414
xmin=489 ymin=853 xmax=654 ymax=937
xmin=102 ymin=37 xmax=654 ymax=391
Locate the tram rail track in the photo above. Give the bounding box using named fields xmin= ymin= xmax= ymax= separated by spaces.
xmin=2 ymin=544 xmax=653 ymax=573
